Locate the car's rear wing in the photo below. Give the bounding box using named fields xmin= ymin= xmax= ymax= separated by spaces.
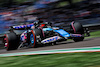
xmin=9 ymin=23 xmax=34 ymax=30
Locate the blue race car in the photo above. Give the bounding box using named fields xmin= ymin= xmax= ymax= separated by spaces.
xmin=4 ymin=21 xmax=90 ymax=51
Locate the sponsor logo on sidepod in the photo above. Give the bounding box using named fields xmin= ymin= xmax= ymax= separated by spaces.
xmin=41 ymin=36 xmax=60 ymax=44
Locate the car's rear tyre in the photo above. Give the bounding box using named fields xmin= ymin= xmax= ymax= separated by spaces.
xmin=71 ymin=22 xmax=84 ymax=42
xmin=4 ymin=33 xmax=19 ymax=51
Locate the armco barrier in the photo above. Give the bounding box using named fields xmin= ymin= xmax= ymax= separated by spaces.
xmin=83 ymin=24 xmax=100 ymax=31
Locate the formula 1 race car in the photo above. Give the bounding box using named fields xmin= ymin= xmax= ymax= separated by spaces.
xmin=4 ymin=21 xmax=90 ymax=51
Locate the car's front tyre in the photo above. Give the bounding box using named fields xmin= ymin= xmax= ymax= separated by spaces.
xmin=70 ymin=22 xmax=84 ymax=42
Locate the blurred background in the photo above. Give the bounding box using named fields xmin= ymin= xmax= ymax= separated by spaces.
xmin=0 ymin=0 xmax=100 ymax=35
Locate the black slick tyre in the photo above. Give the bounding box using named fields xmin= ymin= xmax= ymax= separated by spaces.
xmin=30 ymin=28 xmax=44 ymax=48
xmin=4 ymin=33 xmax=19 ymax=51
xmin=71 ymin=22 xmax=84 ymax=42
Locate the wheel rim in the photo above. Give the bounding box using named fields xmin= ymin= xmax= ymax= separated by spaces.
xmin=30 ymin=34 xmax=34 ymax=44
xmin=4 ymin=34 xmax=9 ymax=50
xmin=4 ymin=37 xmax=7 ymax=47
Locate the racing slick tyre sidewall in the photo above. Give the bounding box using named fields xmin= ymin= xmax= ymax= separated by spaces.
xmin=71 ymin=22 xmax=84 ymax=42
xmin=4 ymin=33 xmax=19 ymax=51
xmin=30 ymin=30 xmax=36 ymax=48
xmin=30 ymin=28 xmax=44 ymax=47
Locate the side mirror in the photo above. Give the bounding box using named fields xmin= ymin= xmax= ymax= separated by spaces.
xmin=9 ymin=26 xmax=14 ymax=32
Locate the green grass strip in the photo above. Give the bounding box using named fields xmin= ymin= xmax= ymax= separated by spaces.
xmin=0 ymin=52 xmax=100 ymax=67
xmin=86 ymin=30 xmax=100 ymax=38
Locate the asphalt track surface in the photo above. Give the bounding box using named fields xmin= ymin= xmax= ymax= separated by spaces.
xmin=0 ymin=37 xmax=100 ymax=54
